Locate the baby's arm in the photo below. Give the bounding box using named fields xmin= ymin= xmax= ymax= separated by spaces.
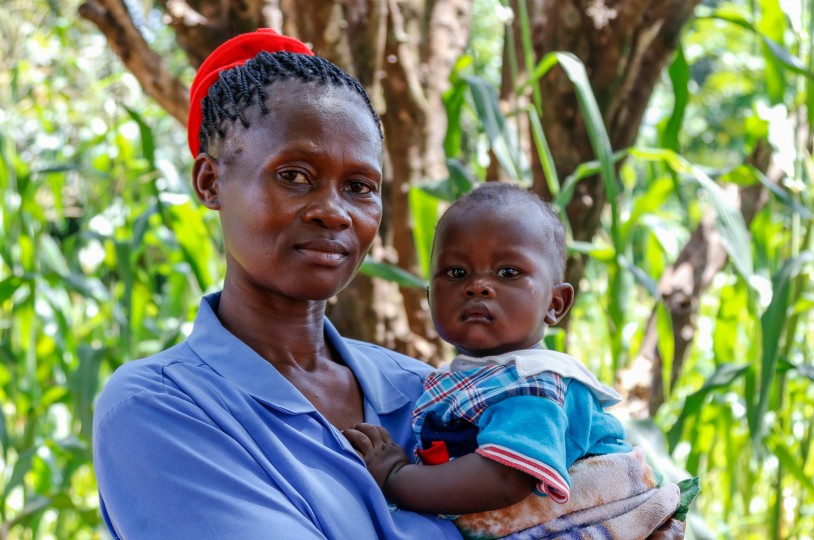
xmin=343 ymin=423 xmax=537 ymax=515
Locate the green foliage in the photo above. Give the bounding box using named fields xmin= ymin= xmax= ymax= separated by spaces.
xmin=1 ymin=2 xmax=218 ymax=536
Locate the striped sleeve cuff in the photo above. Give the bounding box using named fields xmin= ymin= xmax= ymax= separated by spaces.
xmin=476 ymin=443 xmax=570 ymax=503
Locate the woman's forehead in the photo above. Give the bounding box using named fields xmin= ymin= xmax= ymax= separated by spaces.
xmin=222 ymin=84 xmax=379 ymax=148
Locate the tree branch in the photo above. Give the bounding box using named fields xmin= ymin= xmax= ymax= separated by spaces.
xmin=79 ymin=0 xmax=189 ymax=124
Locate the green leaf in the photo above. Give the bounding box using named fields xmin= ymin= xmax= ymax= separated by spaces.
xmin=0 ymin=276 xmax=27 ymax=304
xmin=753 ymin=251 xmax=814 ymax=442
xmin=526 ymin=107 xmax=559 ymax=196
xmin=701 ymin=12 xmax=814 ymax=80
xmin=667 ymin=363 xmax=750 ymax=451
xmin=408 ymin=186 xmax=441 ymax=279
xmin=359 ymin=258 xmax=427 ymax=289
xmin=659 ymin=45 xmax=690 ymax=152
xmin=124 ymin=105 xmax=156 ymax=167
xmin=166 ymin=200 xmax=216 ymax=292
xmin=550 ymin=53 xmax=622 ymax=253
xmin=619 ymin=176 xmax=675 ymax=246
xmin=3 ymin=448 xmax=36 ymax=499
xmin=656 ymin=302 xmax=675 ymax=401
xmin=442 ymin=56 xmax=472 ymax=158
xmin=628 ymin=148 xmax=754 ymax=282
xmin=618 ymin=258 xmax=660 ymax=299
xmin=554 ymin=151 xmax=627 ymax=209
xmin=417 ymin=160 xmax=476 ymax=203
xmin=766 ymin=430 xmax=814 ymax=495
xmin=568 ymin=240 xmax=615 ymax=262
xmin=732 ymin=165 xmax=814 ymax=220
xmin=70 ymin=345 xmax=107 ymax=441
xmin=465 ymin=75 xmax=529 ymax=182
xmin=0 ymin=405 xmax=8 ymax=458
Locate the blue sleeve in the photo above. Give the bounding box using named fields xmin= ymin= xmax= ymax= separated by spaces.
xmin=94 ymin=391 xmax=326 ymax=540
xmin=475 ymin=395 xmax=572 ymax=502
xmin=474 ymin=383 xmax=629 ymax=504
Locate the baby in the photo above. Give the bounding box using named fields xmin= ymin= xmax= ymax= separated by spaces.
xmin=344 ymin=182 xmax=630 ymax=515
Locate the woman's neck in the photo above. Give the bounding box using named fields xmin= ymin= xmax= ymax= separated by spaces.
xmin=217 ymin=279 xmax=330 ymax=371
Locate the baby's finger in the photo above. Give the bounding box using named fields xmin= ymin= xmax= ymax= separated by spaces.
xmin=341 ymin=428 xmax=373 ymax=455
xmin=353 ymin=423 xmax=390 ymax=447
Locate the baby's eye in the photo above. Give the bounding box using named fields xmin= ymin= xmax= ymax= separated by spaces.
xmin=445 ymin=267 xmax=466 ymax=279
xmin=279 ymin=170 xmax=309 ymax=184
xmin=497 ymin=267 xmax=519 ymax=278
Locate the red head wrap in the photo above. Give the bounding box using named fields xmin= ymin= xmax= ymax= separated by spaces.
xmin=187 ymin=28 xmax=313 ymax=157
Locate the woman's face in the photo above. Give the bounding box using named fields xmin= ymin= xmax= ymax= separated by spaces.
xmin=201 ymin=80 xmax=383 ymax=302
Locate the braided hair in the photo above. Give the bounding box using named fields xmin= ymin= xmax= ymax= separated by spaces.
xmin=198 ymin=51 xmax=383 ymax=156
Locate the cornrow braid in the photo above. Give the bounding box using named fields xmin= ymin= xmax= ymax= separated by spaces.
xmin=198 ymin=51 xmax=383 ymax=155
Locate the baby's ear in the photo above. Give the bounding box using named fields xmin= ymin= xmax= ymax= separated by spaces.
xmin=192 ymin=153 xmax=222 ymax=210
xmin=544 ymin=283 xmax=575 ymax=326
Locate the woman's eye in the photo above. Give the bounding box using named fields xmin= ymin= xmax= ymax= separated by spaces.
xmin=279 ymin=170 xmax=308 ymax=184
xmin=347 ymin=181 xmax=374 ymax=194
xmin=497 ymin=267 xmax=519 ymax=278
xmin=445 ymin=268 xmax=466 ymax=279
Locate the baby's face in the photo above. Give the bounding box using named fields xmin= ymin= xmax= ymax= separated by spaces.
xmin=428 ymin=206 xmax=561 ymax=357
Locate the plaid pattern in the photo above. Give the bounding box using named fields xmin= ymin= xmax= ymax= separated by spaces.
xmin=412 ymin=363 xmax=566 ymax=452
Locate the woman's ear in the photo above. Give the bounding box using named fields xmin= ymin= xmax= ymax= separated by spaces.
xmin=544 ymin=283 xmax=575 ymax=326
xmin=192 ymin=153 xmax=221 ymax=210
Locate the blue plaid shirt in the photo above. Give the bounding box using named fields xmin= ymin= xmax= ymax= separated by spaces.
xmin=411 ymin=360 xmax=630 ymax=503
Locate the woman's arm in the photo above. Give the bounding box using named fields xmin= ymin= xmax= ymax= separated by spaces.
xmin=344 ymin=423 xmax=537 ymax=514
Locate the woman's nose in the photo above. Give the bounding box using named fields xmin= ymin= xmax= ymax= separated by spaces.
xmin=303 ymin=188 xmax=351 ymax=230
xmin=464 ymin=278 xmax=495 ymax=297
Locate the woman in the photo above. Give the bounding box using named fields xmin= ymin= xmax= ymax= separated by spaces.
xmin=93 ymin=29 xmax=684 ymax=540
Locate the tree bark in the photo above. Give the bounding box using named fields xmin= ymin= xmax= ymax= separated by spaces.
xmin=78 ymin=0 xmax=189 ymax=122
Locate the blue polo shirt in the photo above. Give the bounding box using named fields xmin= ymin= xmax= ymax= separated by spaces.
xmin=93 ymin=293 xmax=461 ymax=539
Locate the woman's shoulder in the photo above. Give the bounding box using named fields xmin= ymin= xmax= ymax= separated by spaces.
xmin=94 ymin=341 xmax=202 ymax=423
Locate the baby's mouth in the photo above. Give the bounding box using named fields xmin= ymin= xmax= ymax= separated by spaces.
xmin=460 ymin=304 xmax=494 ymax=322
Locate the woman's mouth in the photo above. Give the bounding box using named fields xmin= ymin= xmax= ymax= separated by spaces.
xmin=295 ymin=239 xmax=350 ymax=267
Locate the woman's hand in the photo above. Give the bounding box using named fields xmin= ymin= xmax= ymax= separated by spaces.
xmin=342 ymin=423 xmax=410 ymax=490
xmin=648 ymin=519 xmax=686 ymax=539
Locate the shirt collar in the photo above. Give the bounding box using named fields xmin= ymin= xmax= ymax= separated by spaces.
xmin=187 ymin=292 xmax=409 ymax=416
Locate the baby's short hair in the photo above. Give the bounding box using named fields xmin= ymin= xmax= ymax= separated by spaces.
xmin=438 ymin=182 xmax=567 ymax=280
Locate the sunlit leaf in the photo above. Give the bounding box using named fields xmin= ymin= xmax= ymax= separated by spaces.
xmin=465 ymin=75 xmax=529 ymax=182
xmin=358 ymin=257 xmax=426 ymax=289
xmin=753 ymin=251 xmax=814 ymax=442
xmin=656 ymin=302 xmax=675 ymax=400
xmin=667 ymin=363 xmax=750 ymax=451
xmin=408 ymin=186 xmax=440 ymax=279
xmin=659 ymin=45 xmax=690 ymax=152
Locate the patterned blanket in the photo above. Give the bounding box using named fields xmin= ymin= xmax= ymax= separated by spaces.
xmin=454 ymin=447 xmax=697 ymax=540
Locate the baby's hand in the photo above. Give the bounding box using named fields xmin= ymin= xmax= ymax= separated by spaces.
xmin=342 ymin=423 xmax=410 ymax=490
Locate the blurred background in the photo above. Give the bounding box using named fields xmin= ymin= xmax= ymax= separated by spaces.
xmin=1 ymin=0 xmax=812 ymax=537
